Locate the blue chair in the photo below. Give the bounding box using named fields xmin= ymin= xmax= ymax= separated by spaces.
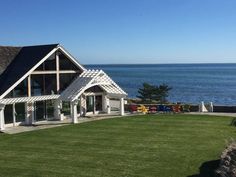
xmin=158 ymin=105 xmax=165 ymax=112
xmin=158 ymin=105 xmax=172 ymax=113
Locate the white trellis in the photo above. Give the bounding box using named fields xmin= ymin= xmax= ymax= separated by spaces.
xmin=59 ymin=70 xmax=127 ymax=123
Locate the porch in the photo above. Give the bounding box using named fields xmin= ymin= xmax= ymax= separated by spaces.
xmin=1 ymin=112 xmax=125 ymax=134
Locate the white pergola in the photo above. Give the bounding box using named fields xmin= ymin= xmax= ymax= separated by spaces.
xmin=59 ymin=70 xmax=127 ymax=123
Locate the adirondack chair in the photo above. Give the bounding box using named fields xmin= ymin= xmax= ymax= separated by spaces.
xmin=149 ymin=106 xmax=157 ymax=113
xmin=172 ymin=105 xmax=181 ymax=113
xmin=158 ymin=105 xmax=172 ymax=113
xmin=130 ymin=105 xmax=138 ymax=113
xmin=137 ymin=105 xmax=149 ymax=114
xmin=182 ymin=104 xmax=191 ymax=112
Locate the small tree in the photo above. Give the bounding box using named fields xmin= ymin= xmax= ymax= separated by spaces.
xmin=137 ymin=83 xmax=172 ymax=103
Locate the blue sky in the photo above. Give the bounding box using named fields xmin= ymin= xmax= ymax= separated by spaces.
xmin=1 ymin=0 xmax=236 ymax=64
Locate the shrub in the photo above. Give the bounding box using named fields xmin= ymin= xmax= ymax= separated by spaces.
xmin=215 ymin=140 xmax=236 ymax=177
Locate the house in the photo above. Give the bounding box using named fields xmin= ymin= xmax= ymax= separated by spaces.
xmin=0 ymin=44 xmax=127 ymax=130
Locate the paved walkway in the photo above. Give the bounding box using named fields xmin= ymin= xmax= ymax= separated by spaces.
xmin=1 ymin=114 xmax=127 ymax=134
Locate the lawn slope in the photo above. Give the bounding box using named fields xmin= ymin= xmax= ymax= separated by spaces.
xmin=0 ymin=114 xmax=235 ymax=177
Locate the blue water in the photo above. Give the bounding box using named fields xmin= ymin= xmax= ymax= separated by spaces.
xmin=85 ymin=64 xmax=236 ymax=105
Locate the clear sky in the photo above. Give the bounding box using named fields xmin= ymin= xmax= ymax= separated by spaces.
xmin=1 ymin=0 xmax=236 ymax=64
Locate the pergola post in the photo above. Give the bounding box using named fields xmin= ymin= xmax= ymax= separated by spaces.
xmin=107 ymin=97 xmax=111 ymax=114
xmin=13 ymin=103 xmax=16 ymax=126
xmin=80 ymin=94 xmax=86 ymax=117
xmin=71 ymin=100 xmax=78 ymax=124
xmin=0 ymin=104 xmax=5 ymax=131
xmin=70 ymin=102 xmax=73 ymax=117
xmin=25 ymin=102 xmax=35 ymax=125
xmin=120 ymin=97 xmax=124 ymax=116
xmin=54 ymin=100 xmax=62 ymax=120
xmin=93 ymin=95 xmax=96 ymax=114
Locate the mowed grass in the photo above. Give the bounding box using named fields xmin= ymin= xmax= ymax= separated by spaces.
xmin=0 ymin=114 xmax=235 ymax=177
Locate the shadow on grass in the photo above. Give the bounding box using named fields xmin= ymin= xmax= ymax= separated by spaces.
xmin=188 ymin=159 xmax=220 ymax=177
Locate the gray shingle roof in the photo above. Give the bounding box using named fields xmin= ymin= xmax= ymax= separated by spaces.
xmin=0 ymin=46 xmax=22 ymax=74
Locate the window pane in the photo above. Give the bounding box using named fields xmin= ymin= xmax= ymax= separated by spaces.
xmin=46 ymin=100 xmax=54 ymax=118
xmin=95 ymin=95 xmax=103 ymax=111
xmin=86 ymin=96 xmax=94 ymax=112
xmin=61 ymin=102 xmax=70 ymax=115
xmin=35 ymin=53 xmax=56 ymax=71
xmin=15 ymin=103 xmax=25 ymax=122
xmin=59 ymin=73 xmax=77 ymax=93
xmin=12 ymin=79 xmax=28 ymax=97
xmin=44 ymin=74 xmax=57 ymax=94
xmin=31 ymin=74 xmax=57 ymax=96
xmin=4 ymin=105 xmax=13 ymax=124
xmin=31 ymin=75 xmax=43 ymax=96
xmin=59 ymin=52 xmax=79 ymax=70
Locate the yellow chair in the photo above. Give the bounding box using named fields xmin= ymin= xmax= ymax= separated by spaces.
xmin=137 ymin=105 xmax=149 ymax=114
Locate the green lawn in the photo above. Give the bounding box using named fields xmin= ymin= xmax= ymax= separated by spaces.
xmin=0 ymin=114 xmax=235 ymax=177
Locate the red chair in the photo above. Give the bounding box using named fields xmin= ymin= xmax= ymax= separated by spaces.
xmin=172 ymin=105 xmax=181 ymax=113
xmin=149 ymin=106 xmax=157 ymax=113
xmin=130 ymin=105 xmax=138 ymax=113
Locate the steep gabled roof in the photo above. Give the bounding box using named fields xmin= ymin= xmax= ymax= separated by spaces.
xmin=0 ymin=46 xmax=22 ymax=74
xmin=0 ymin=44 xmax=58 ymax=98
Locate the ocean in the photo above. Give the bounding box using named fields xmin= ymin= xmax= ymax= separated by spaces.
xmin=85 ymin=64 xmax=236 ymax=106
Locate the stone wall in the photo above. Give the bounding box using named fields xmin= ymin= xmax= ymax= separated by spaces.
xmin=215 ymin=141 xmax=236 ymax=177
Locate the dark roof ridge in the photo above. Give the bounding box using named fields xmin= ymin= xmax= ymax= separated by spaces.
xmin=0 ymin=43 xmax=59 ymax=48
xmin=22 ymin=43 xmax=59 ymax=48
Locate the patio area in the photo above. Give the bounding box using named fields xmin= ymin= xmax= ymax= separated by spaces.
xmin=1 ymin=112 xmax=126 ymax=134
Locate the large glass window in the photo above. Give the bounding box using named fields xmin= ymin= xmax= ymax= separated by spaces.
xmin=4 ymin=105 xmax=13 ymax=124
xmin=35 ymin=53 xmax=56 ymax=71
xmin=12 ymin=79 xmax=28 ymax=97
xmin=31 ymin=75 xmax=43 ymax=96
xmin=44 ymin=74 xmax=57 ymax=94
xmin=59 ymin=73 xmax=77 ymax=93
xmin=4 ymin=79 xmax=28 ymax=98
xmin=59 ymin=52 xmax=79 ymax=70
xmin=46 ymin=100 xmax=54 ymax=118
xmin=15 ymin=103 xmax=25 ymax=122
xmin=35 ymin=101 xmax=46 ymax=121
xmin=95 ymin=95 xmax=103 ymax=111
xmin=86 ymin=96 xmax=94 ymax=112
xmin=31 ymin=74 xmax=57 ymax=96
xmin=61 ymin=101 xmax=71 ymax=115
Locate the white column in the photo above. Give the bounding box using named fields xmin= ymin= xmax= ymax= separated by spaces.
xmin=25 ymin=102 xmax=30 ymax=125
xmin=106 ymin=97 xmax=111 ymax=114
xmin=13 ymin=103 xmax=16 ymax=127
xmin=71 ymin=100 xmax=78 ymax=124
xmin=103 ymin=95 xmax=110 ymax=114
xmin=120 ymin=97 xmax=125 ymax=116
xmin=70 ymin=102 xmax=73 ymax=118
xmin=102 ymin=94 xmax=106 ymax=112
xmin=54 ymin=100 xmax=62 ymax=120
xmin=25 ymin=102 xmax=35 ymax=125
xmin=80 ymin=96 xmax=83 ymax=116
xmin=93 ymin=95 xmax=96 ymax=114
xmin=80 ymin=94 xmax=86 ymax=117
xmin=209 ymin=102 xmax=213 ymax=112
xmin=0 ymin=104 xmax=5 ymax=131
